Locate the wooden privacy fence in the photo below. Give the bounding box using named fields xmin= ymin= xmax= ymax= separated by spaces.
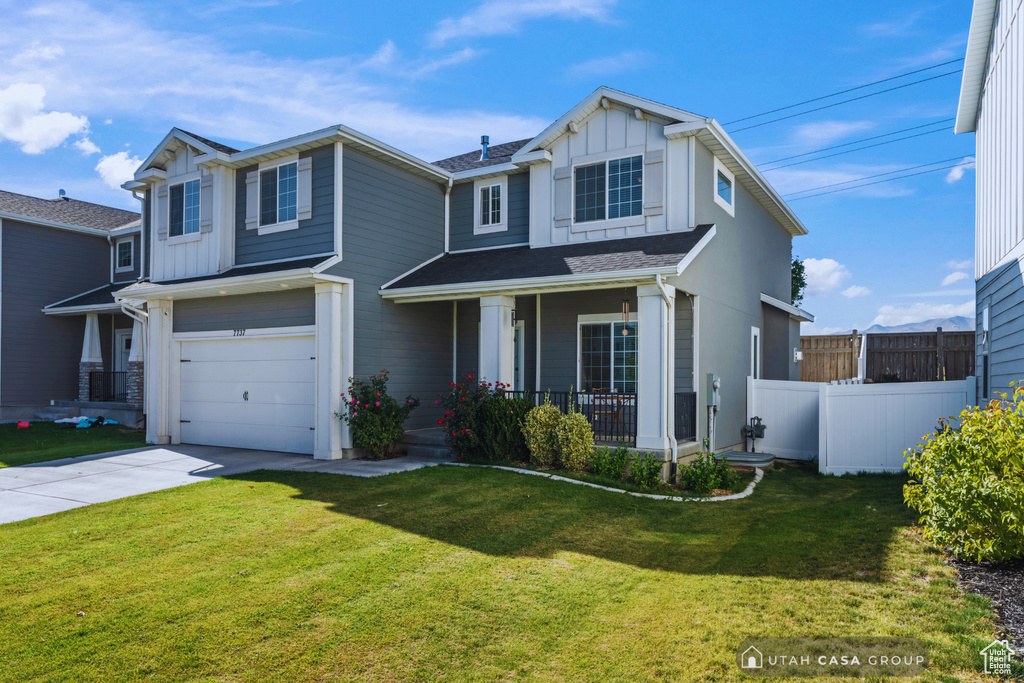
xmin=801 ymin=328 xmax=975 ymax=383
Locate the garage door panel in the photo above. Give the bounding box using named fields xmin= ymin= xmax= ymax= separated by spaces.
xmin=180 ymin=422 xmax=314 ymax=455
xmin=180 ymin=401 xmax=314 ymax=427
xmin=181 ymin=336 xmax=314 ymax=362
xmin=179 ymin=380 xmax=314 ymax=406
xmin=180 ymin=359 xmax=316 ymax=384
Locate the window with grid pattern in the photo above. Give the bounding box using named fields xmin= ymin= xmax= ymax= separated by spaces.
xmin=116 ymin=240 xmax=132 ymax=269
xmin=608 ymin=155 xmax=643 ymax=219
xmin=581 ymin=323 xmax=638 ymax=393
xmin=260 ymin=162 xmax=298 ymax=226
xmin=480 ymin=184 xmax=501 ymax=226
xmin=574 ymin=162 xmax=606 ymax=223
xmin=169 ymin=179 xmax=200 ymax=237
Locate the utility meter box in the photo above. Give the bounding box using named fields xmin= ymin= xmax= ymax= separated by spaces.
xmin=706 ymin=372 xmax=721 ymax=408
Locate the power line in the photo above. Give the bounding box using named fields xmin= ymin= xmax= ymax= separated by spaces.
xmin=728 ymin=69 xmax=963 ymax=133
xmin=764 ymin=128 xmax=951 ymax=170
xmin=785 ymin=159 xmax=971 ymax=200
xmin=724 ymin=58 xmax=964 ymax=126
xmin=761 ymin=118 xmax=955 ymax=166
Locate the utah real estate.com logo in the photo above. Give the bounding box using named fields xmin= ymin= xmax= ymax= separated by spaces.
xmin=980 ymin=639 xmax=1015 ymax=676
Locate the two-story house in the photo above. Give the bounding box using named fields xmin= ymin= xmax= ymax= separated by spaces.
xmin=117 ymin=88 xmax=812 ymax=461
xmin=0 ymin=190 xmax=141 ymax=423
xmin=955 ymin=0 xmax=1024 ymax=402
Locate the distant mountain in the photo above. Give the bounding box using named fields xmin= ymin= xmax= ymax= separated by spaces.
xmin=838 ymin=316 xmax=975 ymax=335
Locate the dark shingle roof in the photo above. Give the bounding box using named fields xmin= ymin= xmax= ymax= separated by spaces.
xmin=178 ymin=129 xmax=240 ymax=155
xmin=45 ymin=283 xmax=124 ymax=310
xmin=114 ymin=256 xmax=330 ymax=295
xmin=0 ymin=190 xmax=140 ymax=231
xmin=385 ymin=225 xmax=714 ymax=290
xmin=433 ymin=138 xmax=534 ymax=173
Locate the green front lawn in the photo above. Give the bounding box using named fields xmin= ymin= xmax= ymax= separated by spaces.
xmin=0 ymin=421 xmax=146 ymax=468
xmin=0 ymin=463 xmax=1009 ymax=681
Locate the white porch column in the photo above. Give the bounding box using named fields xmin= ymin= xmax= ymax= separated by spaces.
xmin=314 ymin=281 xmax=352 ymax=460
xmin=479 ymin=295 xmax=515 ymax=386
xmin=81 ymin=313 xmax=103 ymax=363
xmin=145 ymin=299 xmax=173 ymax=445
xmin=636 ymin=283 xmax=672 ymax=452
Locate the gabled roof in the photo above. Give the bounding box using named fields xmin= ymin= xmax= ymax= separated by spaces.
xmin=177 ymin=129 xmax=240 ymax=155
xmin=0 ymin=189 xmax=140 ymax=231
xmin=136 ymin=127 xmax=240 ymax=174
xmin=955 ymin=0 xmax=1000 ymax=134
xmin=433 ymin=139 xmax=533 ymax=172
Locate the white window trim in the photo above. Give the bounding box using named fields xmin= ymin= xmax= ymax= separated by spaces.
xmin=750 ymin=326 xmax=761 ymax=379
xmin=473 ymin=175 xmax=508 ymax=235
xmin=570 ymin=145 xmax=647 ymax=233
xmin=114 ymin=237 xmax=134 ymax=273
xmin=258 ymin=153 xmax=300 ymax=236
xmin=166 ymin=172 xmax=202 ymax=242
xmin=713 ymin=156 xmax=736 ymax=217
xmin=576 ymin=313 xmax=638 ymax=393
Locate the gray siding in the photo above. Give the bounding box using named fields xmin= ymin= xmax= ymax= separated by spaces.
xmin=673 ymin=139 xmax=795 ymax=449
xmin=324 ymin=147 xmax=449 ymax=429
xmin=455 ymin=299 xmax=479 ymax=379
xmin=113 ymin=233 xmax=141 ymax=283
xmin=1 ymin=220 xmax=110 ymax=405
xmin=675 ymin=295 xmax=694 ymax=393
xmin=172 ymin=289 xmax=315 ymax=333
xmin=761 ymin=303 xmax=790 ymax=381
xmin=448 ymin=172 xmax=530 ymax=251
xmin=977 ymin=257 xmax=1024 ymax=399
xmin=234 ymin=145 xmax=336 ymax=265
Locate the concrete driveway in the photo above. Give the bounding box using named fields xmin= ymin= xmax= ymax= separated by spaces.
xmin=0 ymin=445 xmax=449 ymax=525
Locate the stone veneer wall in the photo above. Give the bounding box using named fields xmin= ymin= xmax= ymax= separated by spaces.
xmin=78 ymin=361 xmax=103 ymax=401
xmin=127 ymin=361 xmax=144 ymax=408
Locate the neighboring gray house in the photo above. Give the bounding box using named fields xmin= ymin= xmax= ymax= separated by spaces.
xmin=118 ymin=88 xmax=811 ymax=460
xmin=955 ymin=0 xmax=1024 ymax=402
xmin=0 ymin=190 xmax=140 ymax=421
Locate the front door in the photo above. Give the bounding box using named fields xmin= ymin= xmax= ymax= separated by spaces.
xmin=114 ymin=330 xmax=132 ymax=372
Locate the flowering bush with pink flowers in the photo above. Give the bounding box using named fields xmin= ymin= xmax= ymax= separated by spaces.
xmin=336 ymin=370 xmax=419 ymax=460
xmin=438 ymin=375 xmax=532 ymax=462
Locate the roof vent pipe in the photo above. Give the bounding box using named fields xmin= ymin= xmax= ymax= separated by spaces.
xmin=480 ymin=135 xmax=489 ymax=161
xmin=58 ymin=189 xmax=66 ymax=199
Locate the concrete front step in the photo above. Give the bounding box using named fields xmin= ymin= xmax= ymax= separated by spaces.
xmin=402 ymin=428 xmax=447 ymax=447
xmin=717 ymin=450 xmax=775 ymax=469
xmin=406 ymin=444 xmax=453 ymax=460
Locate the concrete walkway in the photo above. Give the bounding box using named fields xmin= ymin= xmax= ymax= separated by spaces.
xmin=0 ymin=445 xmax=450 ymax=525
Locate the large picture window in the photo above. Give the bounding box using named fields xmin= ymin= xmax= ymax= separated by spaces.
xmin=580 ymin=322 xmax=638 ymax=393
xmin=575 ymin=155 xmax=642 ymax=224
xmin=260 ymin=161 xmax=298 ymax=226
xmin=169 ymin=179 xmax=200 ymax=237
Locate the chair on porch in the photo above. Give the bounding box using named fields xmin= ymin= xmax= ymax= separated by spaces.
xmin=589 ymin=388 xmax=625 ymax=442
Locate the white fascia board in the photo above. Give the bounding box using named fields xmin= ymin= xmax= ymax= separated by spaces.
xmin=663 ymin=121 xmax=707 ymax=139
xmin=513 ymin=149 xmax=552 ymax=165
xmin=380 ymin=266 xmax=678 ymax=303
xmin=122 ymin=180 xmax=149 ymax=191
xmin=703 ymin=121 xmax=808 ymax=237
xmin=137 ymin=129 xmax=220 ymax=174
xmin=115 ymin=269 xmax=353 ymax=301
xmin=452 ymin=162 xmax=519 ymax=183
xmin=0 ymin=211 xmax=111 ymax=238
xmin=760 ymin=292 xmax=815 ymax=323
xmin=675 ymin=225 xmax=716 ymax=275
xmin=955 ymin=0 xmax=1000 ymax=134
xmin=42 ymin=303 xmax=121 ymax=316
xmin=129 ymin=168 xmax=167 ymax=185
xmin=43 ymin=282 xmax=114 ymax=310
xmin=380 ymin=252 xmax=446 ymax=290
xmin=108 ymin=224 xmax=142 ymax=238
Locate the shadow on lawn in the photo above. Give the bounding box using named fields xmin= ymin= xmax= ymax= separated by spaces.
xmin=230 ymin=462 xmax=915 ymax=582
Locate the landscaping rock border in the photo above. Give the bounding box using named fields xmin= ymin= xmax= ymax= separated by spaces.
xmin=443 ymin=463 xmax=764 ymax=501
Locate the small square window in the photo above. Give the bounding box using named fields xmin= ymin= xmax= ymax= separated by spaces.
xmin=712 ymin=157 xmax=735 ymax=216
xmin=717 ymin=171 xmax=732 ymax=205
xmin=116 ymin=240 xmax=132 ymax=271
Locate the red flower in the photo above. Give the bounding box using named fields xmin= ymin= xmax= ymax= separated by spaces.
xmin=437 ymin=419 xmax=443 ymax=424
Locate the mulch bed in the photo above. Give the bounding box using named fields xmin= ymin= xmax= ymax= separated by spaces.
xmin=950 ymin=556 xmax=1024 ymax=655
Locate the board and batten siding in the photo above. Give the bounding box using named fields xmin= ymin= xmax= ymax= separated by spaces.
xmin=448 ymin=172 xmax=530 ymax=251
xmin=324 ymin=146 xmax=449 ymax=429
xmin=172 ymin=289 xmax=315 ymax=333
xmin=674 ymin=294 xmax=694 ymax=394
xmin=234 ymin=145 xmax=336 ymax=265
xmin=0 ymin=220 xmax=110 ymax=406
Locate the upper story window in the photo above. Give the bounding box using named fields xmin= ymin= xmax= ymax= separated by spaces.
xmin=115 ymin=238 xmax=133 ymax=273
xmin=260 ymin=161 xmax=298 ymax=226
xmin=473 ymin=175 xmax=508 ymax=235
xmin=574 ymin=155 xmax=642 ymax=224
xmin=713 ymin=156 xmax=735 ymax=217
xmin=169 ymin=179 xmax=200 ymax=237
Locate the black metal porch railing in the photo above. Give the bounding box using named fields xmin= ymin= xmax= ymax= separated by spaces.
xmin=505 ymin=390 xmax=638 ymax=447
xmin=674 ymin=391 xmax=697 ymax=441
xmin=89 ymin=371 xmax=127 ymax=402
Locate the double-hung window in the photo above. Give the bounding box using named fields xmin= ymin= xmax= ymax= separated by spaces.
xmin=580 ymin=322 xmax=638 ymax=393
xmin=115 ymin=239 xmax=133 ymax=272
xmin=169 ymin=179 xmax=200 ymax=237
xmin=480 ymin=184 xmax=501 ymax=226
xmin=473 ymin=175 xmax=508 ymax=234
xmin=260 ymin=161 xmax=298 ymax=226
xmin=575 ymin=155 xmax=642 ymax=224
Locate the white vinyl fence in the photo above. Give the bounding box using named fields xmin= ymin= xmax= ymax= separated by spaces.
xmin=746 ymin=377 xmax=976 ymax=475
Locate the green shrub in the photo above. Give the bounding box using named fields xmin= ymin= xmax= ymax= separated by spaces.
xmin=590 ymin=442 xmax=631 ymax=480
xmin=630 ymin=452 xmax=664 ymax=490
xmin=478 ymin=396 xmax=533 ymax=462
xmin=678 ymin=452 xmax=738 ymax=494
xmin=555 ymin=408 xmax=594 ymax=473
xmin=523 ymin=400 xmax=562 ymax=467
xmin=337 ymin=370 xmax=419 ymax=460
xmin=438 ymin=375 xmax=527 ymax=462
xmin=904 ymin=388 xmax=1024 ymax=563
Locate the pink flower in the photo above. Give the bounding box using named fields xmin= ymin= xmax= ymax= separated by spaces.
xmin=407 ymin=399 xmax=413 ymax=403
xmin=375 ymin=401 xmax=380 ymax=407
xmin=376 ymin=393 xmax=380 ymax=397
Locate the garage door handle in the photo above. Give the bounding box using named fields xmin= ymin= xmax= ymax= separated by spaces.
xmin=243 ymin=391 xmax=249 ymax=401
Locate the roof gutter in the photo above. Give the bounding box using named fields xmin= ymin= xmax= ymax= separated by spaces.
xmin=0 ymin=211 xmax=113 ymax=238
xmin=955 ymin=0 xmax=1000 ymax=134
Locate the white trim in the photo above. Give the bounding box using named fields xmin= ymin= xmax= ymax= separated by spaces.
xmin=0 ymin=219 xmax=3 ymax=402
xmin=575 ymin=312 xmax=638 ymax=392
xmin=514 ymin=319 xmax=525 ymax=391
xmin=172 ymin=325 xmax=316 ymax=341
xmin=166 ymin=232 xmax=202 ymax=245
xmin=242 ymin=252 xmax=336 ymax=271
xmin=675 ymin=225 xmax=716 ymax=275
xmin=166 ymin=172 xmax=202 ymax=240
xmin=473 ymin=175 xmax=508 ymax=235
xmin=115 ymin=237 xmax=134 ymax=273
xmin=452 ymin=301 xmax=457 ymax=382
xmin=257 ymin=220 xmax=298 ymax=236
xmin=114 ymin=329 xmax=132 ymax=372
xmin=334 ymin=141 xmax=344 ymax=259
xmin=448 ymin=242 xmax=530 ymax=254
xmin=43 ymin=303 xmax=121 ymax=316
xmin=453 ymin=162 xmax=518 ymax=183
xmin=379 ymin=252 xmax=446 ymax=290
xmin=256 ymin=154 xmax=299 ymax=233
xmin=955 ymin=0 xmax=1001 ymax=134
xmin=713 ymin=156 xmax=735 ymax=217
xmin=760 ymin=292 xmax=814 ymax=323
xmin=750 ymin=326 xmax=761 ymax=379
xmin=535 ymin=293 xmax=541 ymax=393
xmin=118 ymin=269 xmax=353 ymax=302
xmin=687 ymin=137 xmax=697 ymax=228
xmin=577 ymin=312 xmax=637 ymax=324
xmin=570 ymin=147 xmax=646 ymax=232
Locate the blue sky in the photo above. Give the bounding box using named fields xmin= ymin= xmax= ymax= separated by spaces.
xmin=0 ymin=0 xmax=976 ymax=333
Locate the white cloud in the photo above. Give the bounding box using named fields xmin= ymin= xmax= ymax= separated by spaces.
xmin=947 ymin=259 xmax=973 ymax=270
xmin=74 ymin=137 xmax=101 ymax=155
xmin=842 ymin=285 xmax=872 ymax=298
xmin=861 ymin=10 xmax=928 ymax=38
xmin=804 ymin=257 xmax=852 ymax=295
xmin=95 ymin=151 xmax=141 ymax=190
xmin=0 ymin=83 xmax=88 ymax=154
xmin=429 ymin=0 xmax=616 ymax=46
xmin=565 ymin=50 xmax=652 ymax=80
xmin=790 ymin=120 xmax=874 ymax=148
xmin=945 ymin=156 xmax=975 ymax=184
xmin=871 ymin=301 xmax=975 ymax=327
xmin=801 ymin=322 xmax=846 ymax=335
xmin=941 ymin=271 xmax=969 ymax=286
xmin=894 ymin=288 xmax=974 ymax=298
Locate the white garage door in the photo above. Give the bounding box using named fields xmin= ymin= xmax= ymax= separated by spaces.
xmin=179 ymin=334 xmax=315 ymax=454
